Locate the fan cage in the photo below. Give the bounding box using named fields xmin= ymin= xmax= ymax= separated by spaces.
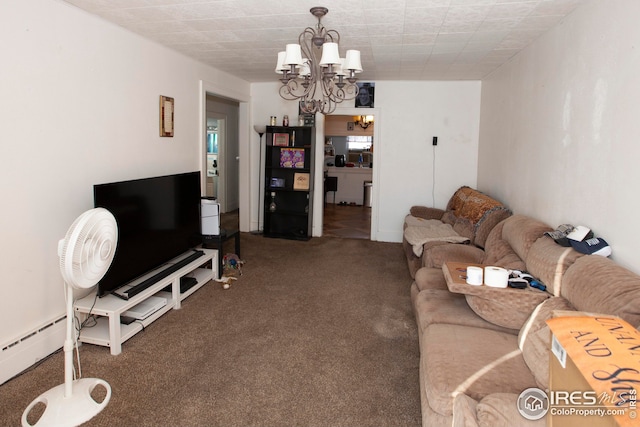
xmin=59 ymin=208 xmax=117 ymax=290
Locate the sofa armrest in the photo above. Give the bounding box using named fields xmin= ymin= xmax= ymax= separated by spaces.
xmin=453 ymin=393 xmax=545 ymax=427
xmin=452 ymin=393 xmax=479 ymax=427
xmin=410 ymin=205 xmax=445 ymax=220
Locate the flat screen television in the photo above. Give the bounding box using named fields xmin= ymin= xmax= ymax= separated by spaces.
xmin=94 ymin=171 xmax=202 ymax=297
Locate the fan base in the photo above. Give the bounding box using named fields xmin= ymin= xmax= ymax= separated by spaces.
xmin=22 ymin=378 xmax=111 ymax=427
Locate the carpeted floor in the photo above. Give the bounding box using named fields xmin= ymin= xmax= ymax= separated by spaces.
xmin=1 ymin=234 xmax=421 ymax=427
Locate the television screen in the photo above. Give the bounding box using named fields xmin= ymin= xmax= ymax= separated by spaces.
xmin=94 ymin=171 xmax=202 ymax=297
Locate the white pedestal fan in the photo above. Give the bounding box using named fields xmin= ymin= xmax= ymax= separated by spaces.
xmin=22 ymin=208 xmax=118 ymax=427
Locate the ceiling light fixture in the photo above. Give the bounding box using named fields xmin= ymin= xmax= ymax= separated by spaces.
xmin=275 ymin=7 xmax=363 ymax=115
xmin=355 ymin=115 xmax=373 ymax=129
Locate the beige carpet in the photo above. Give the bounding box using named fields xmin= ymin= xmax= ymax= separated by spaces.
xmin=1 ymin=234 xmax=421 ymax=427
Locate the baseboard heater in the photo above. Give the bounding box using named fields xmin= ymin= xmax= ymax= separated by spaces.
xmin=1 ymin=315 xmax=67 ymax=385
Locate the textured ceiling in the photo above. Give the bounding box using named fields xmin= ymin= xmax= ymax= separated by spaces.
xmin=62 ymin=0 xmax=584 ymax=82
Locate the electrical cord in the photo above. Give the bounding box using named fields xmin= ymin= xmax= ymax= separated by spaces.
xmin=432 ymin=144 xmax=437 ymax=207
xmin=69 ymin=285 xmax=102 ymax=381
xmin=75 ymin=290 xmax=99 ymax=333
xmin=63 ymin=281 xmax=82 ymax=381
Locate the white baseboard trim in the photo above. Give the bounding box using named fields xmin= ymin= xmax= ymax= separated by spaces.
xmin=0 ymin=315 xmax=66 ymax=385
xmin=373 ymin=229 xmax=403 ymax=243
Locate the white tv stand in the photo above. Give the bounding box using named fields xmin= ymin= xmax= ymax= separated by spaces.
xmin=74 ymin=248 xmax=217 ymax=355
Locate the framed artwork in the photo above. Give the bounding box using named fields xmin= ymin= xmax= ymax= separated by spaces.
xmin=347 ymin=122 xmax=355 ymax=131
xmin=355 ymin=83 xmax=375 ymax=108
xmin=280 ymin=148 xmax=305 ymax=168
xmin=293 ymin=173 xmax=310 ymax=190
xmin=298 ymin=101 xmax=315 ymax=125
xmin=159 ymin=95 xmax=174 ymax=137
xmin=270 ymin=177 xmax=285 ymax=188
xmin=273 ymin=133 xmax=290 ymax=147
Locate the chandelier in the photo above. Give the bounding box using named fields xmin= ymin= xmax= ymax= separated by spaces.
xmin=275 ymin=7 xmax=363 ymax=115
xmin=355 ymin=115 xmax=374 ymax=129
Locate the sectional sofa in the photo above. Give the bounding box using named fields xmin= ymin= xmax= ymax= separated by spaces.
xmin=404 ymin=191 xmax=640 ymax=426
xmin=402 ymin=186 xmax=512 ymax=278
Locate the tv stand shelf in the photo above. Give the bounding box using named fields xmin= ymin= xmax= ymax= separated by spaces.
xmin=74 ymin=248 xmax=217 ymax=355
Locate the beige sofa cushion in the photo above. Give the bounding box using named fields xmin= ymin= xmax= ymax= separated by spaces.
xmin=481 ymin=220 xmax=526 ymax=271
xmin=423 ymin=242 xmax=485 ymax=269
xmin=410 ymin=205 xmax=445 ymax=220
xmin=421 ymin=324 xmax=537 ymax=417
xmin=414 ymin=267 xmax=448 ymax=292
xmin=501 ymin=215 xmax=552 ymax=262
xmin=524 ymin=236 xmax=584 ymax=296
xmin=452 ymin=393 xmax=479 ymax=427
xmin=517 ymin=297 xmax=575 ymax=388
xmin=561 ymin=255 xmax=640 ymax=326
xmin=414 ymin=289 xmax=517 ymax=338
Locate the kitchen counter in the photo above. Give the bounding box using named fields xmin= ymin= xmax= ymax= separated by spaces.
xmin=325 ymin=166 xmax=372 ymax=173
xmin=325 ymin=167 xmax=373 ymax=205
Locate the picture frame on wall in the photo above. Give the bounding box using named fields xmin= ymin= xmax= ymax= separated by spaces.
xmin=299 ymin=101 xmax=315 ymax=126
xmin=159 ymin=95 xmax=174 ymax=137
xmin=355 ymin=83 xmax=375 ymax=108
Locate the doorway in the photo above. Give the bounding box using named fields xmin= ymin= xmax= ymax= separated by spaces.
xmin=323 ymin=204 xmax=371 ymax=239
xmin=205 ymin=117 xmax=224 ymax=200
xmin=322 ymin=114 xmax=373 ymax=239
xmin=205 ymin=95 xmax=239 ymax=217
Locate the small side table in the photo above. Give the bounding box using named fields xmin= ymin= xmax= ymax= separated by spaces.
xmin=203 ymin=229 xmax=240 ymax=278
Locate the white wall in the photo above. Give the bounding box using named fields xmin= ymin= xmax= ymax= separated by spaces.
xmin=373 ymin=81 xmax=481 ymax=241
xmin=251 ymin=81 xmax=482 ymax=242
xmin=0 ymin=0 xmax=249 ymax=374
xmin=478 ymin=0 xmax=640 ymax=272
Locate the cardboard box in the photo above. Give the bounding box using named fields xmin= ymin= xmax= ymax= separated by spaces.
xmin=547 ymin=316 xmax=640 ymax=427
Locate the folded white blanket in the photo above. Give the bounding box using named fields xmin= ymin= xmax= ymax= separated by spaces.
xmin=404 ymin=217 xmax=469 ymax=257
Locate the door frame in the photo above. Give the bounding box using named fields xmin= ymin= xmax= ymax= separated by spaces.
xmin=199 ymin=80 xmax=250 ymax=231
xmin=315 ymin=106 xmax=381 ymax=240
